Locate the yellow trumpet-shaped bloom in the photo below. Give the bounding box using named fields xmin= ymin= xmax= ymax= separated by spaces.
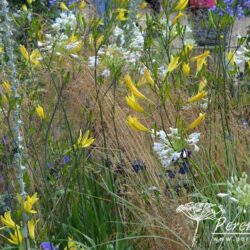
xmin=36 ymin=104 xmax=45 ymax=119
xmin=175 ymin=0 xmax=188 ymax=11
xmin=19 ymin=45 xmax=42 ymax=66
xmin=64 ymin=237 xmax=77 ymax=250
xmin=124 ymin=74 xmax=147 ymax=100
xmin=227 ymin=50 xmax=235 ymax=66
xmin=192 ymin=50 xmax=210 ymax=74
xmin=188 ymin=90 xmax=207 ymax=103
xmin=127 ymin=115 xmax=149 ymax=132
xmin=188 ymin=113 xmax=206 ymax=130
xmin=182 ymin=63 xmax=190 ymax=76
xmin=79 ymin=0 xmax=86 ymax=9
xmin=19 ymin=45 xmax=29 ymax=61
xmin=29 ymin=49 xmax=42 ymax=66
xmin=28 ymin=219 xmax=39 ymax=241
xmin=3 ymin=81 xmax=12 ymax=94
xmin=144 ymin=69 xmax=154 ymax=85
xmin=23 ymin=193 xmax=39 ymax=214
xmin=167 ymin=55 xmax=180 ymax=73
xmin=0 ymin=211 xmax=20 ymax=230
xmin=60 ymin=2 xmax=69 ymax=11
xmin=172 ymin=12 xmax=184 ymax=25
xmin=138 ymin=69 xmax=154 ymax=86
xmin=0 ymin=47 xmax=3 ymax=53
xmin=7 ymin=229 xmax=23 ymax=245
xmin=198 ymin=78 xmax=207 ymax=92
xmin=140 ymin=2 xmax=148 ymax=9
xmin=75 ymin=130 xmax=95 ymax=148
xmin=117 ymin=8 xmax=128 ymax=21
xmin=183 ymin=44 xmax=193 ymax=55
xmin=126 ymin=94 xmax=145 ymax=113
xmin=21 ymin=4 xmax=28 ymax=11
xmin=27 ymin=0 xmax=35 ymax=5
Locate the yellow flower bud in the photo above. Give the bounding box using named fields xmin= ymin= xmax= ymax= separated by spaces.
xmin=188 ymin=113 xmax=206 ymax=130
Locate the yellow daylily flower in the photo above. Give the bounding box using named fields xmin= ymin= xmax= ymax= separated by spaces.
xmin=166 ymin=55 xmax=180 ymax=73
xmin=117 ymin=8 xmax=128 ymax=21
xmin=30 ymin=49 xmax=42 ymax=65
xmin=248 ymin=61 xmax=250 ymax=69
xmin=22 ymin=4 xmax=28 ymax=11
xmin=192 ymin=50 xmax=210 ymax=74
xmin=7 ymin=229 xmax=23 ymax=245
xmin=144 ymin=69 xmax=154 ymax=85
xmin=182 ymin=63 xmax=190 ymax=76
xmin=28 ymin=219 xmax=39 ymax=241
xmin=198 ymin=78 xmax=207 ymax=92
xmin=3 ymin=81 xmax=12 ymax=94
xmin=172 ymin=12 xmax=184 ymax=25
xmin=0 ymin=211 xmax=20 ymax=230
xmin=188 ymin=113 xmax=206 ymax=130
xmin=64 ymin=237 xmax=77 ymax=250
xmin=75 ymin=130 xmax=95 ymax=148
xmin=175 ymin=0 xmax=188 ymax=11
xmin=140 ymin=2 xmax=148 ymax=9
xmin=138 ymin=69 xmax=154 ymax=86
xmin=36 ymin=104 xmax=45 ymax=120
xmin=60 ymin=2 xmax=69 ymax=11
xmin=23 ymin=193 xmax=39 ymax=214
xmin=27 ymin=0 xmax=35 ymax=5
xmin=19 ymin=45 xmax=42 ymax=66
xmin=0 ymin=47 xmax=3 ymax=53
xmin=124 ymin=74 xmax=147 ymax=100
xmin=79 ymin=1 xmax=86 ymax=9
xmin=188 ymin=90 xmax=207 ymax=103
xmin=183 ymin=44 xmax=193 ymax=55
xmin=126 ymin=94 xmax=145 ymax=113
xmin=19 ymin=45 xmax=29 ymax=61
xmin=227 ymin=50 xmax=235 ymax=66
xmin=127 ymin=115 xmax=149 ymax=132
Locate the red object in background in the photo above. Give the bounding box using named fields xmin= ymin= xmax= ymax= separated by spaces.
xmin=189 ymin=0 xmax=215 ymax=8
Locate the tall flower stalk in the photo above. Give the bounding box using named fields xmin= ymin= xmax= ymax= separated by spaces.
xmin=1 ymin=0 xmax=29 ymax=247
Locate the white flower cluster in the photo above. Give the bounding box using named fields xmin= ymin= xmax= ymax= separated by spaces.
xmin=233 ymin=36 xmax=250 ymax=72
xmin=38 ymin=12 xmax=78 ymax=54
xmin=110 ymin=23 xmax=144 ymax=64
xmin=218 ymin=172 xmax=250 ymax=213
xmin=152 ymin=128 xmax=200 ymax=168
xmin=88 ymin=23 xmax=145 ymax=72
xmin=51 ymin=11 xmax=77 ymax=32
xmin=88 ymin=55 xmax=100 ymax=68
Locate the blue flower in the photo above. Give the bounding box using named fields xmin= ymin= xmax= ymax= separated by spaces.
xmin=62 ymin=155 xmax=70 ymax=164
xmin=166 ymin=170 xmax=175 ymax=179
xmin=132 ymin=160 xmax=144 ymax=173
xmin=40 ymin=242 xmax=56 ymax=250
xmin=49 ymin=0 xmax=57 ymax=6
xmin=179 ymin=161 xmax=189 ymax=175
xmin=210 ymin=0 xmax=249 ymax=19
